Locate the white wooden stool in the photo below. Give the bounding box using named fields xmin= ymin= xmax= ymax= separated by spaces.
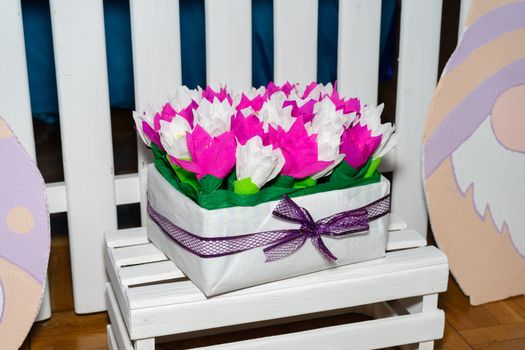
xmin=104 ymin=215 xmax=448 ymax=349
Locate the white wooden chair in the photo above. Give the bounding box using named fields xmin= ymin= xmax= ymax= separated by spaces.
xmin=0 ymin=0 xmax=462 ymax=346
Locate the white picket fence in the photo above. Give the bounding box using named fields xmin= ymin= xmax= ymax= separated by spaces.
xmin=0 ymin=0 xmax=467 ymax=317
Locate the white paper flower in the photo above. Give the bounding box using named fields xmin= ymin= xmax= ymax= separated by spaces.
xmin=259 ymin=91 xmax=295 ymax=131
xmin=193 ymin=97 xmax=235 ymax=137
xmin=311 ymin=98 xmax=346 ymax=135
xmin=296 ymin=82 xmax=334 ymax=100
xmin=232 ymin=86 xmax=266 ymax=106
xmin=168 ymin=86 xmax=202 ymax=111
xmin=304 ymin=99 xmax=346 ymax=179
xmin=236 ymin=136 xmax=285 ymax=188
xmin=132 ymin=106 xmax=157 ymax=146
xmin=358 ymin=104 xmax=398 ymax=158
xmin=159 ymin=117 xmax=192 ymax=159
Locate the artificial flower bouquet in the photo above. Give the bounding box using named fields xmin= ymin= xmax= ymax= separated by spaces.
xmin=135 ymin=82 xmax=397 ymax=296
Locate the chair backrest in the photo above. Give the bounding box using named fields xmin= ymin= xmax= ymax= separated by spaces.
xmin=0 ymin=0 xmax=462 ymax=314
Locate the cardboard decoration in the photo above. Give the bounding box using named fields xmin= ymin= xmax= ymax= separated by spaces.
xmin=0 ymin=118 xmax=50 ymax=349
xmin=423 ymin=0 xmax=525 ymax=305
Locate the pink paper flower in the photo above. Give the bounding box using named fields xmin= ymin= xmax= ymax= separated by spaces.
xmin=282 ymin=99 xmax=317 ymax=123
xmin=328 ymin=91 xmax=361 ymax=115
xmin=236 ymin=93 xmax=266 ymax=112
xmin=267 ymin=117 xmax=332 ymax=178
xmin=202 ymin=85 xmax=233 ymax=105
xmin=175 ymin=125 xmax=236 ymax=180
xmin=300 ymin=82 xmax=319 ymax=99
xmin=153 ymin=103 xmax=177 ymax=131
xmin=266 ymin=81 xmax=295 ymax=98
xmin=340 ymin=123 xmax=382 ymax=170
xmin=133 ymin=109 xmax=162 ymax=149
xmin=177 ymin=100 xmax=198 ymax=128
xmin=231 ymin=111 xmax=264 ymax=145
xmin=141 ymin=120 xmax=163 ymax=150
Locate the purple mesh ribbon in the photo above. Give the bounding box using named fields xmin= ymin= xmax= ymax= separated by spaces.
xmin=148 ymin=194 xmax=390 ymax=262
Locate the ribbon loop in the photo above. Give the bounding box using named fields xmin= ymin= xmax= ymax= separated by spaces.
xmin=263 ymin=195 xmax=371 ymax=262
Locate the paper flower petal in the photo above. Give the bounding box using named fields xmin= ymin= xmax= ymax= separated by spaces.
xmin=340 ymin=123 xmax=382 ymax=169
xmin=178 ymin=126 xmax=236 ymax=179
xmin=269 ymin=118 xmax=332 ymax=178
xmin=159 ymin=117 xmax=192 ymax=159
xmin=194 ymin=97 xmax=235 ymax=137
xmin=231 ymin=111 xmax=264 ymax=145
xmin=236 ymin=136 xmax=285 ymax=189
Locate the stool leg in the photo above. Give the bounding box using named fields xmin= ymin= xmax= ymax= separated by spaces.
xmin=417 ymin=294 xmax=438 ymax=350
xmin=134 ymin=338 xmax=155 ymax=350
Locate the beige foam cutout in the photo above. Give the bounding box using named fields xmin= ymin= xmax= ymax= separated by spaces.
xmin=0 ymin=119 xmax=12 ymax=139
xmin=6 ymin=206 xmax=35 ymax=235
xmin=426 ymin=160 xmax=525 ymax=305
xmin=0 ymin=259 xmax=43 ymax=350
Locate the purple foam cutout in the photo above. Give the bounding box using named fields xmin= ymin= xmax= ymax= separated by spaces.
xmin=424 ymin=58 xmax=525 ymax=177
xmin=0 ymin=136 xmax=49 ymax=284
xmin=447 ymin=2 xmax=525 ymax=72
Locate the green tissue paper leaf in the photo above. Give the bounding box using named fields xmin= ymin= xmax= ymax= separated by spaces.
xmin=151 ymin=143 xmax=381 ymax=210
xmin=200 ymin=175 xmax=223 ymax=193
xmin=293 ymin=177 xmax=317 ymax=188
xmin=273 ymin=176 xmax=295 ymax=188
xmin=168 ymin=158 xmax=200 ymax=193
xmin=365 ymin=157 xmax=382 ymax=178
xmin=233 ymin=177 xmax=260 ymax=194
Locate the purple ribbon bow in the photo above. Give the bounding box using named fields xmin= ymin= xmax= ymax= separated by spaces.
xmin=147 ymin=194 xmax=390 ymax=263
xmin=263 ymin=196 xmax=371 ymax=262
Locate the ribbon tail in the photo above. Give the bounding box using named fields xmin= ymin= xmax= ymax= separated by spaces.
xmin=313 ymin=237 xmax=337 ymax=262
xmin=263 ymin=233 xmax=307 ymax=262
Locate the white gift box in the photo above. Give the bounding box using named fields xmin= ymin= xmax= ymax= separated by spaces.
xmin=147 ymin=164 xmax=390 ymax=296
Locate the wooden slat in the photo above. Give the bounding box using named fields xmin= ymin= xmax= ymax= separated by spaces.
xmin=107 ymin=325 xmax=119 ymax=350
xmin=337 ymin=0 xmax=382 ymax=106
xmin=127 ymin=280 xmax=204 ymax=309
xmin=36 ymin=281 xmax=52 ymax=322
xmin=106 ymin=227 xmax=149 ymax=248
xmin=134 ymin=338 xmax=155 ymax=350
xmin=123 ymin=249 xmax=448 ymax=338
xmin=0 ymin=0 xmax=36 ymax=158
xmin=111 ymin=244 xmax=167 ymax=268
xmin=50 ymin=0 xmax=117 ymax=313
xmin=205 ymin=0 xmax=252 ymax=90
xmin=0 ymin=0 xmax=52 ymax=322
xmin=391 ymin=0 xmax=442 ymax=238
xmin=388 ymin=213 xmax=408 ymax=231
xmin=126 ymin=246 xmax=447 ymax=310
xmin=47 ymin=173 xmax=140 ymax=214
xmin=119 ymin=260 xmax=184 ymax=286
xmin=125 ymin=247 xmax=446 ymax=309
xmin=273 ymin=0 xmax=318 ymax=84
xmin=130 ymin=0 xmax=182 ymax=223
xmin=458 ymin=0 xmax=473 ymax=40
xmin=106 ymin=284 xmax=134 ymax=350
xmin=386 ymin=229 xmax=427 ymax=251
xmin=104 ymin=248 xmax=132 ymax=328
xmin=194 ymin=311 xmax=444 ymax=350
xmin=46 ymin=182 xmax=68 ymax=213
